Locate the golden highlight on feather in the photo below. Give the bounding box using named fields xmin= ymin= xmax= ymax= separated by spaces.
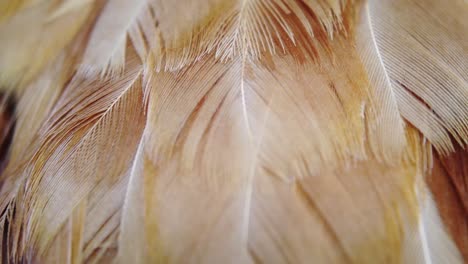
xmin=0 ymin=0 xmax=95 ymax=88
xmin=0 ymin=0 xmax=33 ymax=23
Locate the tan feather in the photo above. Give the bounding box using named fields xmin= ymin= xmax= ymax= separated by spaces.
xmin=366 ymin=0 xmax=468 ymax=153
xmin=0 ymin=0 xmax=95 ymax=88
xmin=0 ymin=0 xmax=466 ymax=263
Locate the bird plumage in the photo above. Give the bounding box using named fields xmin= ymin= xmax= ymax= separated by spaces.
xmin=0 ymin=0 xmax=466 ymax=263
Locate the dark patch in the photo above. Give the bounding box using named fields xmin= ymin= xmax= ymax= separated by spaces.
xmin=0 ymin=93 xmax=16 ymax=177
xmin=248 ymin=247 xmax=263 ymax=264
xmin=427 ymin=144 xmax=468 ymax=261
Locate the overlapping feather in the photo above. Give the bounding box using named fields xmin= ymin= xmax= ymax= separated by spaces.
xmin=0 ymin=0 xmax=466 ymax=263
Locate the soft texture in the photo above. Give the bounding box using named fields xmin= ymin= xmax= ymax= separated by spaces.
xmin=0 ymin=0 xmax=466 ymax=263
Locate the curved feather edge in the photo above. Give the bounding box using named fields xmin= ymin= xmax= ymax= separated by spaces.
xmin=366 ymin=0 xmax=468 ymax=154
xmin=78 ymin=0 xmax=148 ymax=77
xmin=0 ymin=52 xmax=146 ymax=263
xmin=355 ymin=2 xmax=407 ymax=163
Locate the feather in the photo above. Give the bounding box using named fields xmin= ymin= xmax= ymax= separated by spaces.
xmin=114 ymin=36 xmax=422 ymax=263
xmin=78 ymin=0 xmax=148 ymax=77
xmin=81 ymin=0 xmax=352 ymax=73
xmin=428 ymin=146 xmax=468 ymax=260
xmin=2 ymin=50 xmax=146 ymax=262
xmin=415 ymin=186 xmax=463 ymax=264
xmin=0 ymin=23 xmax=104 ymax=223
xmin=0 ymin=0 xmax=95 ymax=88
xmin=0 ymin=57 xmax=64 ymax=218
xmin=365 ymin=0 xmax=468 ymax=153
xmin=0 ymin=0 xmax=36 ymax=23
xmin=355 ymin=3 xmax=407 ymax=163
xmin=0 ymin=0 xmax=466 ymax=263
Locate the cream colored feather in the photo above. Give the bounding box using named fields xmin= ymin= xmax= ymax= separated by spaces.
xmin=0 ymin=0 xmax=466 ymax=263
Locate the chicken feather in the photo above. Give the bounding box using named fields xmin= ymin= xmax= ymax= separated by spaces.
xmin=0 ymin=0 xmax=466 ymax=263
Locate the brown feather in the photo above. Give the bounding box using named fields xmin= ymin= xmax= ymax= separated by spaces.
xmin=0 ymin=0 xmax=466 ymax=263
xmin=428 ymin=145 xmax=468 ymax=260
